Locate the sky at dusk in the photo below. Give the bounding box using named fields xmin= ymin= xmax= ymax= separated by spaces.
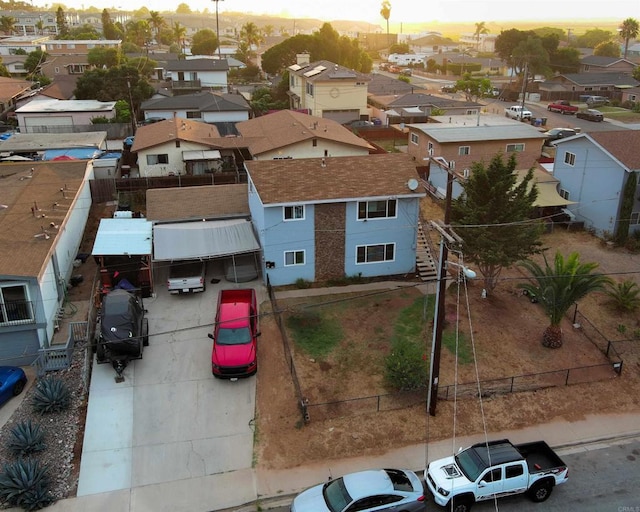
xmin=35 ymin=0 xmax=638 ymax=24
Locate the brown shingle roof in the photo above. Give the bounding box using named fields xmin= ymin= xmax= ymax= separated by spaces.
xmin=589 ymin=131 xmax=640 ymax=170
xmin=0 ymin=161 xmax=87 ymax=278
xmin=131 ymin=118 xmax=221 ymax=152
xmin=246 ymin=153 xmax=425 ymax=205
xmin=235 ymin=110 xmax=373 ymax=156
xmin=145 ymin=184 xmax=249 ymax=221
xmin=0 ymin=76 xmax=32 ymax=102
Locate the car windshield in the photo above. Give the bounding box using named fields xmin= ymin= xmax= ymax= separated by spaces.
xmin=216 ymin=326 xmax=251 ymax=345
xmin=322 ymin=478 xmax=352 ymax=512
xmin=455 ymin=449 xmax=487 ymax=482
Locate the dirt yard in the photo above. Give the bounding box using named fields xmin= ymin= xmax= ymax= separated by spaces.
xmin=254 ymin=201 xmax=640 ymax=471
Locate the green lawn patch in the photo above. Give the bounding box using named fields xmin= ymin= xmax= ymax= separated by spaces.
xmin=285 ymin=310 xmax=343 ymax=359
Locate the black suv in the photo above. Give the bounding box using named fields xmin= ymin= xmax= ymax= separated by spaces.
xmin=96 ymin=289 xmax=149 ymax=379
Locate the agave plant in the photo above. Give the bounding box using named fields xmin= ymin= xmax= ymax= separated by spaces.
xmin=8 ymin=420 xmax=45 ymax=456
xmin=31 ymin=376 xmax=71 ymax=414
xmin=0 ymin=458 xmax=53 ymax=510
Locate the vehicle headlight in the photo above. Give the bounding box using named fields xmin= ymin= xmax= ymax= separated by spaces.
xmin=437 ymin=487 xmax=450 ymax=497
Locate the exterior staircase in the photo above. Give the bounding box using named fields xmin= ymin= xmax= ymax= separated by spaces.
xmin=416 ymin=221 xmax=438 ymax=281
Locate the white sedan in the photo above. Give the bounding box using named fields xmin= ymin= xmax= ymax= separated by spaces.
xmin=290 ymin=468 xmax=426 ymax=512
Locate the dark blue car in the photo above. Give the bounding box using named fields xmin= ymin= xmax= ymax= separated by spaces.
xmin=0 ymin=366 xmax=27 ymax=406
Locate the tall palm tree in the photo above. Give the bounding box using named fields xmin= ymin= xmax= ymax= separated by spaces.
xmin=380 ymin=1 xmax=391 ymax=49
xmin=172 ymin=21 xmax=187 ymax=55
xmin=518 ymin=252 xmax=611 ymax=348
xmin=0 ymin=16 xmax=17 ymax=35
xmin=147 ymin=11 xmax=165 ymax=44
xmin=619 ymin=17 xmax=639 ymax=59
xmin=474 ymin=21 xmax=489 ymax=51
xmin=239 ymin=22 xmax=263 ymax=60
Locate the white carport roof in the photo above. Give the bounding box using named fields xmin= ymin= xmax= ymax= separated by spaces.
xmin=182 ymin=150 xmax=221 ymax=161
xmin=153 ymin=218 xmax=260 ymax=261
xmin=92 ymin=218 xmax=153 ymax=255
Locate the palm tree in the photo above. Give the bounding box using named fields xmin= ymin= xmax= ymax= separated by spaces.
xmin=172 ymin=21 xmax=187 ymax=55
xmin=474 ymin=21 xmax=489 ymax=51
xmin=239 ymin=22 xmax=263 ymax=60
xmin=380 ymin=1 xmax=391 ymax=49
xmin=619 ymin=17 xmax=639 ymax=59
xmin=148 ymin=11 xmax=165 ymax=44
xmin=0 ymin=15 xmax=17 ymax=35
xmin=518 ymin=252 xmax=611 ymax=348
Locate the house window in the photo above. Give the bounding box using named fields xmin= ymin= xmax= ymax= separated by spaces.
xmin=290 ymin=75 xmax=295 ymax=87
xmin=358 ymin=199 xmax=397 ymax=220
xmin=410 ymin=133 xmax=419 ymax=145
xmin=312 ymin=138 xmax=317 ymax=147
xmin=427 ymin=142 xmax=434 ymax=155
xmin=306 ymin=82 xmax=314 ymax=96
xmin=631 ymin=212 xmax=640 ymax=225
xmin=284 ymin=250 xmax=305 ymax=266
xmin=458 ymin=146 xmax=470 ymax=156
xmin=630 ymin=94 xmax=637 ymax=101
xmin=284 ymin=205 xmax=304 ymax=221
xmin=0 ymin=284 xmax=34 ymax=325
xmin=564 ymin=152 xmax=576 ymax=166
xmin=186 ymin=111 xmax=201 ymax=118
xmin=560 ymin=188 xmax=570 ymax=200
xmin=356 ymin=243 xmax=395 ymax=264
xmin=506 ymin=143 xmax=524 ymax=152
xmin=466 ymin=109 xmax=478 ymax=115
xmin=146 ymin=154 xmax=169 ymax=165
xmin=584 ymin=87 xmax=593 ymax=91
xmin=54 ymin=66 xmax=60 ymax=73
xmin=175 ymin=141 xmax=180 ymax=148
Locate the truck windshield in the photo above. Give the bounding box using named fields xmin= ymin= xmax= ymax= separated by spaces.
xmin=322 ymin=477 xmax=352 ymax=512
xmin=455 ymin=449 xmax=487 ymax=482
xmin=217 ymin=327 xmax=251 ymax=345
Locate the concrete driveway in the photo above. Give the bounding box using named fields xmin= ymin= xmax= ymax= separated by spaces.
xmin=77 ymin=261 xmax=261 ymax=511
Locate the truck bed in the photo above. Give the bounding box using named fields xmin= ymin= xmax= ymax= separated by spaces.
xmin=516 ymin=441 xmax=566 ymax=473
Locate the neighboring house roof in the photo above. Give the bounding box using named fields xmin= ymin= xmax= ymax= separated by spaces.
xmin=39 ymin=76 xmax=78 ymax=100
xmin=408 ymin=123 xmax=544 ymax=142
xmin=550 ymin=73 xmax=639 ymax=87
xmin=580 ymin=55 xmax=636 ymax=68
xmin=92 ymin=218 xmax=153 ymax=256
xmin=367 ymin=73 xmax=420 ymax=96
xmin=288 ymin=59 xmax=370 ymax=83
xmin=246 ymin=153 xmax=424 ymax=205
xmin=387 ymin=92 xmax=481 ymax=109
xmin=555 ymin=131 xmax=640 ymax=171
xmin=131 ymin=118 xmax=221 ymax=152
xmin=235 ymin=110 xmax=373 ymax=156
xmin=167 ymin=58 xmax=229 ymax=72
xmin=409 ymin=34 xmax=456 ymax=46
xmin=146 ymin=184 xmax=249 ymax=221
xmin=0 ymin=131 xmax=107 ymax=152
xmin=141 ymin=91 xmax=250 ymax=113
xmin=0 ymin=76 xmax=32 ymax=102
xmin=15 ymin=99 xmax=116 ymax=113
xmin=0 ymin=160 xmax=87 ymax=277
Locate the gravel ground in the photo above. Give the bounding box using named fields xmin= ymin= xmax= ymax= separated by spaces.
xmin=0 ymin=342 xmax=89 ymax=508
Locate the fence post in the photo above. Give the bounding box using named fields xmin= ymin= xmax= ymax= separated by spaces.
xmin=572 ymin=302 xmax=578 ymax=324
xmin=510 ymin=376 xmax=514 ymax=393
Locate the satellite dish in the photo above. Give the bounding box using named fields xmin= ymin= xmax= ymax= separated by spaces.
xmin=407 ymin=178 xmax=419 ymax=191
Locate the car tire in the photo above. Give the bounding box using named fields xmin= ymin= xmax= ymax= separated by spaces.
xmin=451 ymin=497 xmax=473 ymax=512
xmin=143 ymin=318 xmax=149 ymax=347
xmin=12 ymin=379 xmax=25 ymax=396
xmin=528 ymin=480 xmax=553 ymax=502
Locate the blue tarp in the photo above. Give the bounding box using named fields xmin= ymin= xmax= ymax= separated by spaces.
xmin=99 ymin=151 xmax=122 ymax=159
xmin=42 ymin=148 xmax=102 ymax=160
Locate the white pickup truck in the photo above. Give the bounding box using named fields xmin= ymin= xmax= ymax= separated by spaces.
xmin=167 ymin=261 xmax=206 ymax=294
xmin=425 ymin=439 xmax=568 ymax=512
xmin=504 ymin=105 xmax=533 ymax=120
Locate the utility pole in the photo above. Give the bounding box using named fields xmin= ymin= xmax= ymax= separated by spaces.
xmin=213 ymin=0 xmax=223 ymax=59
xmin=427 ymin=163 xmax=462 ymax=416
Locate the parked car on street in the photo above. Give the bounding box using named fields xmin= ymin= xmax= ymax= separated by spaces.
xmin=585 ymin=95 xmax=610 ymax=106
xmin=0 ymin=366 xmax=27 ymax=406
xmin=505 ymin=105 xmax=533 ymax=121
xmin=543 ymin=127 xmax=578 ymax=145
xmin=547 ymin=100 xmax=579 ymax=115
xmin=346 ymin=120 xmax=373 ymax=129
xmin=440 ymin=84 xmax=456 ymax=93
xmin=576 ymin=109 xmax=604 ymax=122
xmin=291 ymin=468 xmax=426 ymax=512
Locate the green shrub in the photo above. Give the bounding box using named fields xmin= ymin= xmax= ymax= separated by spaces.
xmin=8 ymin=421 xmax=45 ymax=456
xmin=294 ymin=278 xmax=311 ymax=289
xmin=606 ymin=280 xmax=640 ymax=312
xmin=0 ymin=458 xmax=53 ymax=510
xmin=384 ymin=338 xmax=427 ymax=391
xmin=31 ymin=376 xmax=71 ymax=414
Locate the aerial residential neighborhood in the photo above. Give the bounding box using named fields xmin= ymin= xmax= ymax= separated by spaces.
xmin=0 ymin=2 xmax=639 ymax=511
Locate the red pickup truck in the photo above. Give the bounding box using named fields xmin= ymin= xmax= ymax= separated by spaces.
xmin=209 ymin=289 xmax=260 ymax=379
xmin=547 ymin=100 xmax=578 ymax=115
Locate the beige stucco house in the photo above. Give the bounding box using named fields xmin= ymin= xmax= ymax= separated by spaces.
xmin=288 ymin=55 xmax=370 ymax=124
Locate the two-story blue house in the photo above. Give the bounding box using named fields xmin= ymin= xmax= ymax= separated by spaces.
xmin=553 ymin=130 xmax=640 ymax=237
xmin=245 ymin=154 xmax=426 ymax=286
